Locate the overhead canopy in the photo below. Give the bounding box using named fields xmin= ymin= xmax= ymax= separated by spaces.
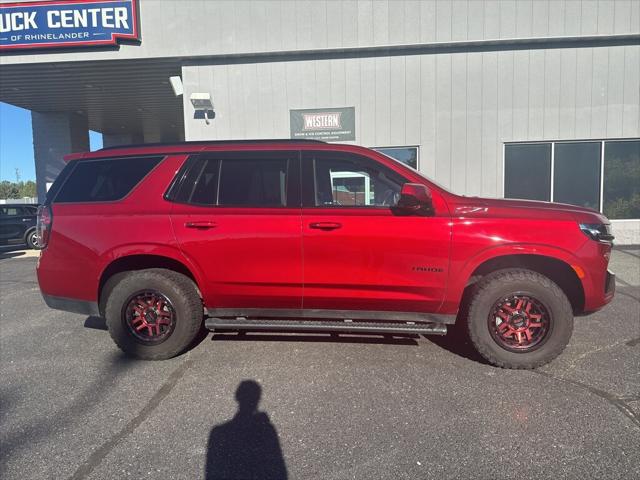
xmin=0 ymin=57 xmax=183 ymax=138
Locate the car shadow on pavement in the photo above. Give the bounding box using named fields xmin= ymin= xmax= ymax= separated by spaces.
xmin=84 ymin=316 xmax=108 ymax=330
xmin=424 ymin=323 xmax=490 ymax=366
xmin=0 ymin=249 xmax=26 ymax=260
xmin=205 ymin=380 xmax=287 ymax=480
xmin=211 ymin=330 xmax=420 ymax=346
xmin=83 ymin=316 xmax=210 ymax=353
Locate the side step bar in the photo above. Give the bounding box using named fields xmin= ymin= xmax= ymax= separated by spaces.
xmin=205 ymin=317 xmax=447 ymax=335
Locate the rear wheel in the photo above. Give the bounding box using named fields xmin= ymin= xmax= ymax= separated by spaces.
xmin=466 ymin=269 xmax=573 ymax=369
xmin=105 ymin=269 xmax=203 ymax=360
xmin=25 ymin=229 xmax=39 ymax=249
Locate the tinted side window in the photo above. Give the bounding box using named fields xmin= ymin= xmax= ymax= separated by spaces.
xmin=55 ymin=157 xmax=162 ymax=203
xmin=218 ymin=158 xmax=288 ymax=207
xmin=0 ymin=207 xmax=20 ymax=216
xmin=190 ymin=159 xmax=221 ymax=205
xmin=305 ymin=152 xmax=405 ymax=207
xmin=170 ymin=153 xmax=298 ymax=207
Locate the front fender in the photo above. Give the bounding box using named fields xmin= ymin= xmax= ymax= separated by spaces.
xmin=439 ymin=243 xmax=587 ymax=314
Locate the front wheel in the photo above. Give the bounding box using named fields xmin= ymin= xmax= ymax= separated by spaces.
xmin=466 ymin=269 xmax=573 ymax=369
xmin=105 ymin=269 xmax=203 ymax=360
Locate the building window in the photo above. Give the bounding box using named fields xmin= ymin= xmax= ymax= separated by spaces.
xmin=504 ymin=139 xmax=640 ymax=219
xmin=603 ymin=140 xmax=640 ymax=220
xmin=553 ymin=142 xmax=601 ymax=211
xmin=373 ymin=146 xmax=419 ymax=170
xmin=504 ymin=144 xmax=551 ymax=201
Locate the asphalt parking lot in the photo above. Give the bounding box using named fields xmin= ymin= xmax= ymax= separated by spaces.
xmin=1 ymin=246 xmax=638 ymax=480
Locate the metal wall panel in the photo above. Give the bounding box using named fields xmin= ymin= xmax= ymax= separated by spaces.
xmin=528 ymin=50 xmax=546 ymax=140
xmin=2 ymin=0 xmax=637 ymax=66
xmin=591 ymin=48 xmax=610 ymax=138
xmin=575 ymin=48 xmax=594 ymax=138
xmin=558 ymin=49 xmax=578 ymax=139
xmin=466 ymin=53 xmax=483 ymax=196
xmin=622 ymin=46 xmax=640 ymax=138
xmin=481 ymin=51 xmax=499 ymax=197
xmin=450 ymin=53 xmax=467 ymax=194
xmin=419 ymin=55 xmax=437 ymax=178
xmin=389 ymin=56 xmax=406 ymax=145
xmin=183 ymin=42 xmax=638 ymax=200
xmin=543 ymin=50 xmax=561 ymax=140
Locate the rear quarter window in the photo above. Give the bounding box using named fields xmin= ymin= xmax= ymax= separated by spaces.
xmin=54 ymin=156 xmax=162 ymax=203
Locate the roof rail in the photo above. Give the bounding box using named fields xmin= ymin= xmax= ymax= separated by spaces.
xmin=99 ymin=139 xmax=326 ymax=151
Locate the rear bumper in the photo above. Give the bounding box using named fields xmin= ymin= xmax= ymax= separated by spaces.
xmin=42 ymin=293 xmax=100 ymax=316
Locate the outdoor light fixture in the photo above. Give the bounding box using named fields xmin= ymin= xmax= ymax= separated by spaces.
xmin=190 ymin=92 xmax=214 ymax=125
xmin=169 ymin=76 xmax=183 ymax=96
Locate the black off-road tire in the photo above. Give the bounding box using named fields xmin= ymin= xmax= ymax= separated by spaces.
xmin=25 ymin=228 xmax=39 ymax=249
xmin=466 ymin=268 xmax=573 ymax=369
xmin=105 ymin=269 xmax=203 ymax=360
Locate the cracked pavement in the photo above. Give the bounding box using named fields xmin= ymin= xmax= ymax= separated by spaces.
xmin=0 ymin=246 xmax=638 ymax=479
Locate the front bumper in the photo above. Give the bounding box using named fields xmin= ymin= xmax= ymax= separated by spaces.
xmin=605 ymin=269 xmax=616 ymax=297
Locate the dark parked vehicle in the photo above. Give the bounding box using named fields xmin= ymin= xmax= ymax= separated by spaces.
xmin=0 ymin=203 xmax=39 ymax=249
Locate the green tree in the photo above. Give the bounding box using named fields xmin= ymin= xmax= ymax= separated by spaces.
xmin=0 ymin=180 xmax=37 ymax=200
xmin=17 ymin=181 xmax=37 ymax=198
xmin=0 ymin=181 xmax=20 ymax=199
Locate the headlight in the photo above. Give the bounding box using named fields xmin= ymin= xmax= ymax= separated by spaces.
xmin=579 ymin=223 xmax=614 ymax=243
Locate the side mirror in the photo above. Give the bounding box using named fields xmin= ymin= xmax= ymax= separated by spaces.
xmin=392 ymin=183 xmax=434 ymax=216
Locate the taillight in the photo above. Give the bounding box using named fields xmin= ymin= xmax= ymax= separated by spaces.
xmin=36 ymin=205 xmax=52 ymax=249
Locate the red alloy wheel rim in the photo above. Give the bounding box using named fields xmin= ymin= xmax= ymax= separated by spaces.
xmin=123 ymin=290 xmax=176 ymax=344
xmin=488 ymin=294 xmax=551 ymax=352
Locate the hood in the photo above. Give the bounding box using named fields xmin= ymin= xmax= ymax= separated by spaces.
xmin=448 ymin=195 xmax=609 ymax=224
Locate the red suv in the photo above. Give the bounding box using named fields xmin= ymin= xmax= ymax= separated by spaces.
xmin=36 ymin=140 xmax=615 ymax=368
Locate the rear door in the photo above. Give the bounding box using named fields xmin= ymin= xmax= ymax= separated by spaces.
xmin=0 ymin=206 xmax=30 ymax=242
xmin=301 ymin=150 xmax=450 ymax=314
xmin=170 ymin=150 xmax=303 ymax=310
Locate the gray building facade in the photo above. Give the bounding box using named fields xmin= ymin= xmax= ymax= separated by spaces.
xmin=1 ymin=0 xmax=639 ymax=242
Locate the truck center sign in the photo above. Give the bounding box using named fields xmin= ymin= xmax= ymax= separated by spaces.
xmin=0 ymin=0 xmax=140 ymax=51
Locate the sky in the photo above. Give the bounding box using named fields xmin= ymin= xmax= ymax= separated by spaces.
xmin=0 ymin=102 xmax=103 ymax=182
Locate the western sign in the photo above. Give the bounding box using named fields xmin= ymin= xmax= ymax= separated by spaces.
xmin=0 ymin=0 xmax=140 ymax=51
xmin=290 ymin=107 xmax=355 ymax=141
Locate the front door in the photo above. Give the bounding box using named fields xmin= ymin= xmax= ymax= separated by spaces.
xmin=301 ymin=150 xmax=450 ymax=314
xmin=171 ymin=150 xmax=303 ymax=310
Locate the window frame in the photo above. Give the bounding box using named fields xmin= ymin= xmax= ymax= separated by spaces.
xmin=165 ymin=150 xmax=301 ymax=209
xmin=503 ymin=138 xmax=639 ymax=220
xmin=301 ymin=150 xmax=410 ymax=209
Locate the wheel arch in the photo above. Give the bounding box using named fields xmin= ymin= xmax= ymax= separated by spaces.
xmin=23 ymin=225 xmax=37 ymax=242
xmin=98 ymin=253 xmax=203 ymax=317
xmin=462 ymin=253 xmax=585 ymax=314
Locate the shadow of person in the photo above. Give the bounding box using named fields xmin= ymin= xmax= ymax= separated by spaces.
xmin=206 ymin=380 xmax=287 ymax=480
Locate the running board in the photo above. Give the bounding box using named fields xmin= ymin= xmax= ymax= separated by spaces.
xmin=205 ymin=317 xmax=447 ymax=335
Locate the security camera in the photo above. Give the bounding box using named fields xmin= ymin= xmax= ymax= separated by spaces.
xmin=190 ymin=93 xmax=214 ymax=125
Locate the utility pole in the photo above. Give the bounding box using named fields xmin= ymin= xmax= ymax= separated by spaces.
xmin=15 ymin=168 xmax=21 ymax=183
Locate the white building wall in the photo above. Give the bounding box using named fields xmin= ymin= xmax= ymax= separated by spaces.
xmin=182 ymin=44 xmax=640 ymax=195
xmin=2 ymin=0 xmax=639 ymax=66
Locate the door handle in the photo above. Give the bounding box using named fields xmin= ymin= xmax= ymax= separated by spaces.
xmin=185 ymin=221 xmax=217 ymax=229
xmin=309 ymin=222 xmax=342 ymax=231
